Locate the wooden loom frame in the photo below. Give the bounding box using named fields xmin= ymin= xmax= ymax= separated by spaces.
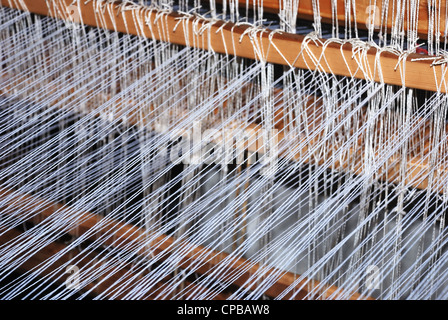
xmin=1 ymin=0 xmax=446 ymax=299
xmin=3 ymin=0 xmax=448 ymax=93
xmin=226 ymin=0 xmax=446 ymax=39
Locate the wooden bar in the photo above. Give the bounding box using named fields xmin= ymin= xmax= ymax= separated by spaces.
xmin=1 ymin=0 xmax=448 ymax=93
xmin=0 ymin=228 xmax=231 ymax=299
xmin=227 ymin=0 xmax=442 ymax=39
xmin=0 ymin=0 xmax=442 ymax=301
xmin=0 ymin=187 xmax=370 ymax=299
xmin=0 ymin=229 xmax=143 ymax=299
xmin=0 ymin=71 xmax=443 ymax=195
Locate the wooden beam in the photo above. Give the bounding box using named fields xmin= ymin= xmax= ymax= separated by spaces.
xmin=0 ymin=67 xmax=443 ymax=195
xmin=0 ymin=229 xmax=143 ymax=299
xmin=227 ymin=0 xmax=442 ymax=39
xmin=0 ymin=187 xmax=370 ymax=299
xmin=0 ymin=228 xmax=231 ymax=299
xmin=2 ymin=0 xmax=448 ymax=93
xmin=0 ymin=0 xmax=434 ymax=300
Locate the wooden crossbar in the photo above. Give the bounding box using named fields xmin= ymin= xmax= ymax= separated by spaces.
xmin=2 ymin=0 xmax=448 ymax=93
xmin=226 ymin=0 xmax=443 ymax=39
xmin=0 ymin=187 xmax=370 ymax=299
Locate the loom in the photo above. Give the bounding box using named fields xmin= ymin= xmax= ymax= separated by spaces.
xmin=0 ymin=0 xmax=447 ymax=300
